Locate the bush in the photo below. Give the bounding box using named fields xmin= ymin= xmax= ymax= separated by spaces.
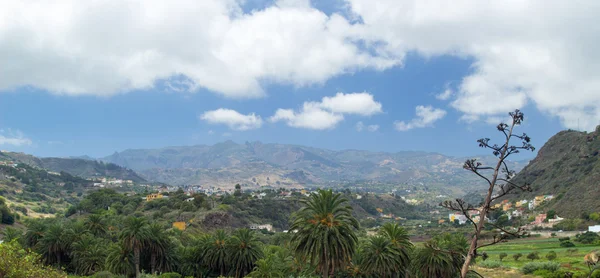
xmin=521 ymin=261 xmax=560 ymax=274
xmin=558 ymin=236 xmax=570 ymax=242
xmin=499 ymin=252 xmax=507 ymax=261
xmin=546 ymin=251 xmax=557 ymax=260
xmin=92 ymin=271 xmax=118 ymax=278
xmin=0 ymin=241 xmax=65 ymax=278
xmin=159 ymin=273 xmax=182 ymax=278
xmin=481 ymin=252 xmax=489 ymax=261
xmin=513 ymin=253 xmax=523 ymax=261
xmin=575 ymin=231 xmax=600 ymax=244
xmin=527 ymin=252 xmax=540 ymax=261
xmin=560 ymin=240 xmax=576 ymax=247
xmin=479 ymin=260 xmax=503 ymax=269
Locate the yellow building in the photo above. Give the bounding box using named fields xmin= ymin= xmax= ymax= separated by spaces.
xmin=172 ymin=221 xmax=186 ymax=231
xmin=502 ymin=203 xmax=512 ymax=211
xmin=516 ymin=201 xmax=523 ymax=207
xmin=438 ymin=219 xmax=446 ymax=224
xmin=146 ymin=193 xmax=163 ymax=201
xmin=492 ymin=203 xmax=502 ymax=209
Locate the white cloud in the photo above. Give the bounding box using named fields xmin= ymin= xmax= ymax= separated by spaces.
xmin=3 ymin=1 xmax=600 ymax=130
xmin=222 ymin=132 xmax=232 ymax=137
xmin=356 ymin=121 xmax=379 ymax=132
xmin=0 ymin=129 xmax=32 ymax=146
xmin=435 ymin=89 xmax=453 ymax=101
xmin=270 ymin=92 xmax=381 ymax=130
xmin=367 ymin=124 xmax=379 ymax=132
xmin=344 ymin=0 xmax=600 ymax=131
xmin=270 ymin=104 xmax=344 ymax=130
xmin=0 ymin=0 xmax=398 ymax=98
xmin=320 ymin=92 xmax=382 ymax=116
xmin=207 ymin=130 xmax=215 ymax=135
xmin=355 ymin=121 xmax=364 ymax=131
xmin=200 ymin=109 xmax=263 ymax=130
xmin=395 ymin=105 xmax=446 ymax=131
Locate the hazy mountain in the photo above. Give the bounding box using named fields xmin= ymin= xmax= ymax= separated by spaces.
xmin=506 ymin=125 xmax=600 ymax=217
xmin=101 ymin=140 xmax=527 ymax=191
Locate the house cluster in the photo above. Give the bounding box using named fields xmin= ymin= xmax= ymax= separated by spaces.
xmin=448 ymin=209 xmax=487 ymax=225
xmin=249 ymin=223 xmax=274 ymax=232
xmin=0 ymin=161 xmax=19 ymax=168
xmin=92 ymin=177 xmax=134 ymax=188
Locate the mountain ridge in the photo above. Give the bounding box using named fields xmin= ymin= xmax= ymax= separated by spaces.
xmin=100 ymin=141 xmax=527 ymax=192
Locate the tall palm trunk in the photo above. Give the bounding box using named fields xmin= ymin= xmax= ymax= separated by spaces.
xmin=151 ymin=253 xmax=156 ymax=275
xmin=134 ymin=247 xmax=141 ymax=278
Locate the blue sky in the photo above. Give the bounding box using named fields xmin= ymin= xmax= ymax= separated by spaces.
xmin=0 ymin=0 xmax=597 ymax=159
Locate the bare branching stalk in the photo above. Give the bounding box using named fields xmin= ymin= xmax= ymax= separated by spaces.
xmin=441 ymin=109 xmax=535 ymax=278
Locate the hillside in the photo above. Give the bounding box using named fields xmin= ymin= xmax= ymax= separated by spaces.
xmin=0 ymin=151 xmax=146 ymax=182
xmin=101 ymin=141 xmax=525 ymax=194
xmin=507 ymin=125 xmax=600 ymax=217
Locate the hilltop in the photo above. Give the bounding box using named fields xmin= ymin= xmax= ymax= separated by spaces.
xmin=507 ymin=125 xmax=600 ymax=217
xmin=101 ymin=141 xmax=526 ymax=195
xmin=0 ymin=151 xmax=146 ymax=182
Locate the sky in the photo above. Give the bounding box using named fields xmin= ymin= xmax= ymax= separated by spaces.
xmin=0 ymin=0 xmax=598 ymax=159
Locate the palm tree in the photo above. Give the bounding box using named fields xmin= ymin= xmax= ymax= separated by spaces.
xmin=70 ymin=235 xmax=107 ymax=275
xmin=105 ymin=243 xmax=134 ymax=276
xmin=203 ymin=229 xmax=230 ymax=276
xmin=84 ymin=214 xmax=106 ymax=237
xmin=38 ymin=223 xmax=70 ymax=266
xmin=145 ymin=222 xmax=169 ymax=274
xmin=24 ymin=220 xmax=46 ymax=248
xmin=229 ymin=228 xmax=264 ymax=277
xmin=378 ymin=223 xmax=412 ymax=274
xmin=1 ymin=226 xmax=23 ymax=243
xmin=248 ymin=253 xmax=285 ymax=278
xmin=119 ymin=217 xmax=149 ymax=278
xmin=412 ymin=233 xmax=467 ymax=278
xmin=290 ymin=189 xmax=359 ymax=278
xmin=361 ymin=236 xmax=403 ymax=277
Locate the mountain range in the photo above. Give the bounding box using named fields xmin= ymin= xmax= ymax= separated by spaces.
xmin=100 ymin=141 xmax=527 ymax=192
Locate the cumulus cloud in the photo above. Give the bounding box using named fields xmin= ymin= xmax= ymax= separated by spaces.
xmin=367 ymin=124 xmax=379 ymax=132
xmin=344 ymin=0 xmax=600 ymax=130
xmin=356 ymin=121 xmax=379 ymax=132
xmin=0 ymin=129 xmax=33 ymax=146
xmin=3 ymin=1 xmax=600 ymax=130
xmin=270 ymin=92 xmax=381 ymax=130
xmin=0 ymin=0 xmax=398 ymax=98
xmin=395 ymin=105 xmax=446 ymax=131
xmin=435 ymin=89 xmax=453 ymax=101
xmin=320 ymin=92 xmax=382 ymax=116
xmin=270 ymin=104 xmax=344 ymax=130
xmin=200 ymin=109 xmax=262 ymax=130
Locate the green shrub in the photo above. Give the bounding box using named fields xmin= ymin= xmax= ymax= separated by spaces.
xmin=513 ymin=253 xmax=523 ymax=261
xmin=545 ymin=251 xmax=557 ymax=260
xmin=479 ymin=260 xmax=503 ymax=269
xmin=575 ymin=232 xmax=600 ymax=244
xmin=92 ymin=271 xmax=118 ymax=278
xmin=527 ymin=251 xmax=540 ymax=261
xmin=558 ymin=236 xmax=570 ymax=242
xmin=560 ymin=240 xmax=576 ymax=247
xmin=159 ymin=273 xmax=182 ymax=278
xmin=499 ymin=252 xmax=507 ymax=261
xmin=521 ymin=261 xmax=560 ymax=274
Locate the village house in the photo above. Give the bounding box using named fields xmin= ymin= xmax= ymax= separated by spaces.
xmin=146 ymin=193 xmax=164 ymax=201
xmin=532 ymin=213 xmax=547 ymax=225
xmin=589 ymin=225 xmax=600 ymax=233
xmin=249 ymin=224 xmax=274 ymax=232
xmin=449 ymin=213 xmax=468 ymax=225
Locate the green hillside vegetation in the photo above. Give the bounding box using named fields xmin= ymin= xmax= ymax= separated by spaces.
xmin=506 ymin=125 xmax=600 ymax=217
xmin=0 ymin=163 xmax=143 ymax=218
xmin=1 ymin=151 xmax=146 ymax=182
xmin=0 ymin=190 xmax=476 ymax=278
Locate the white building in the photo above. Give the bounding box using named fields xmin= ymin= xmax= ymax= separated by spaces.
xmin=250 ymin=224 xmax=274 ymax=232
xmin=589 ymin=225 xmax=600 ymax=233
xmin=449 ymin=213 xmax=468 ymax=225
